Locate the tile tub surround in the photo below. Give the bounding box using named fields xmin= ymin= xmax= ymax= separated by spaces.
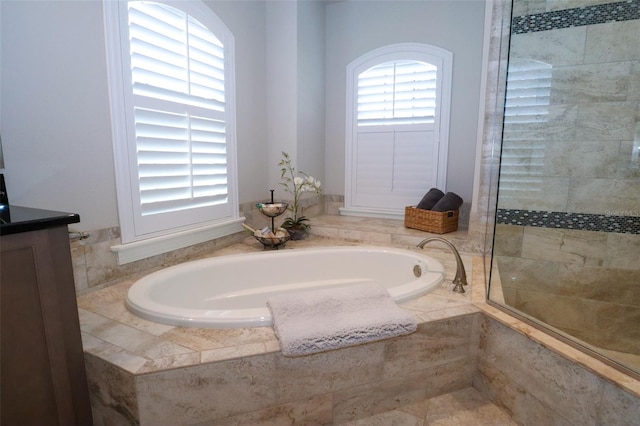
xmin=78 ymin=225 xmax=640 ymax=425
xmin=78 ymin=237 xmax=480 ymax=425
xmin=471 ymin=258 xmax=640 ymax=425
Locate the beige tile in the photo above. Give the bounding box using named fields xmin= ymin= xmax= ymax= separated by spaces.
xmin=511 ymin=27 xmax=587 ymax=67
xmin=504 ymin=104 xmax=578 ymax=142
xmin=605 ymin=232 xmax=640 ymax=271
xmin=479 ymin=317 xmax=604 ymax=426
xmin=71 ymin=244 xmax=89 ymax=292
xmin=497 ymin=176 xmax=570 ymax=212
xmin=81 ymin=332 xmax=149 ymax=374
xmin=422 ymin=387 xmax=517 ymax=426
xmin=84 ymin=353 xmax=139 ymax=426
xmin=78 ymin=281 xmax=176 ymax=337
xmin=585 ymin=20 xmax=640 ymax=63
xmin=135 ymin=352 xmax=202 ymax=374
xmin=581 ymin=300 xmax=640 ymax=354
xmin=576 ymin=101 xmax=638 ymax=141
xmin=514 ymin=289 xmax=588 ymax=331
xmin=198 ymin=393 xmax=334 ymax=426
xmin=497 ymin=254 xmax=640 ymax=308
xmin=521 ymin=227 xmax=606 ymax=266
xmin=474 ymin=359 xmax=571 ymax=426
xmin=338 ymin=410 xmax=422 ymax=426
xmin=411 ymin=305 xmax=482 ymax=325
xmin=383 ymin=316 xmax=476 ymax=378
xmin=568 ymin=178 xmax=640 ymax=216
xmin=547 ymin=0 xmax=622 ymax=10
xmin=332 ymin=372 xmax=428 ymax=423
xmin=617 ymin=140 xmax=640 ymax=178
xmin=545 ymin=139 xmax=621 ymax=178
xmin=200 ymin=342 xmax=271 ymax=363
xmin=401 ymin=291 xmax=469 ymax=314
xmin=79 ymin=309 xmax=194 ymax=360
xmin=600 ymin=381 xmax=640 ymax=425
xmin=492 ymin=224 xmax=523 ymax=257
xmin=136 ymin=354 xmax=278 ymax=424
xmin=274 ymin=342 xmax=385 ymax=402
xmin=551 ymin=61 xmax=632 ymax=104
xmin=160 ymin=325 xmax=277 ymax=352
xmin=511 ymin=0 xmax=545 ymax=16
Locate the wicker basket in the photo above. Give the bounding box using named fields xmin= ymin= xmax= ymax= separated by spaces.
xmin=404 ymin=206 xmax=459 ymax=234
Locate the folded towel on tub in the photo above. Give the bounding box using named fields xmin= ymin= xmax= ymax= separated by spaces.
xmin=267 ymin=283 xmax=417 ymax=357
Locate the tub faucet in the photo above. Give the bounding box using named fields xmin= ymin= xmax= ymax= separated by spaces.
xmin=417 ymin=237 xmax=467 ymax=293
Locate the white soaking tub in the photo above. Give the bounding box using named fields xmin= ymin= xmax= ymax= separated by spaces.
xmin=126 ymin=246 xmax=445 ymax=328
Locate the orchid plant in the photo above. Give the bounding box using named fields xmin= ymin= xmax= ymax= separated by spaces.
xmin=278 ymin=152 xmax=323 ymax=233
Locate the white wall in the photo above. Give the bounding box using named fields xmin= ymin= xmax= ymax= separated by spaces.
xmin=1 ymin=0 xmax=117 ymax=231
xmin=324 ymin=0 xmax=486 ymax=203
xmin=265 ymin=1 xmax=298 ymax=195
xmin=297 ymin=0 xmax=326 ymax=185
xmin=205 ymin=0 xmax=270 ymax=203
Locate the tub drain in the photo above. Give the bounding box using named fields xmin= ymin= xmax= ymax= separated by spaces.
xmin=413 ymin=264 xmax=422 ymax=277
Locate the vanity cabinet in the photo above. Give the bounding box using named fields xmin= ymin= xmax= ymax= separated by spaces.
xmin=1 ymin=206 xmax=92 ymax=425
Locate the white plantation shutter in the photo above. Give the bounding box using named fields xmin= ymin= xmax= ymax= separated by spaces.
xmin=128 ymin=2 xmax=228 ymax=216
xmin=357 ymin=60 xmax=437 ymax=126
xmin=105 ymin=0 xmax=238 ymax=245
xmin=344 ymin=44 xmax=452 ymax=219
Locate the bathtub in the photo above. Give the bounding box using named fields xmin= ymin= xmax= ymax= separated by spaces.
xmin=126 ymin=246 xmax=445 ymax=328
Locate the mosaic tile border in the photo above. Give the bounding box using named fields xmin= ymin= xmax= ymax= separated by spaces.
xmin=512 ymin=0 xmax=639 ymax=34
xmin=496 ymin=208 xmax=640 ymax=234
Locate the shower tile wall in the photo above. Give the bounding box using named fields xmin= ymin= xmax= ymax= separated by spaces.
xmin=495 ymin=0 xmax=640 ymax=356
xmin=498 ymin=0 xmax=640 ymax=215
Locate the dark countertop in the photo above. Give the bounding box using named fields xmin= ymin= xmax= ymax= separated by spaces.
xmin=0 ymin=205 xmax=80 ymax=236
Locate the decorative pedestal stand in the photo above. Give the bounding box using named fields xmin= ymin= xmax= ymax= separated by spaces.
xmin=255 ymin=190 xmax=290 ymax=249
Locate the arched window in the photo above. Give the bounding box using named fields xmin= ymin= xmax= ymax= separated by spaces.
xmin=342 ymin=43 xmax=452 ymax=219
xmin=104 ymin=1 xmax=240 ymax=262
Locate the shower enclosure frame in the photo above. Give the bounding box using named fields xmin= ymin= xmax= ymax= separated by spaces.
xmin=482 ymin=0 xmax=640 ymax=381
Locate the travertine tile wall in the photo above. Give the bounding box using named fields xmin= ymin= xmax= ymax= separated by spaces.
xmin=87 ymin=314 xmax=481 ymax=425
xmin=474 ymin=316 xmax=640 ymax=425
xmin=494 ymin=224 xmax=640 ymax=354
xmin=498 ymin=0 xmax=640 ymax=214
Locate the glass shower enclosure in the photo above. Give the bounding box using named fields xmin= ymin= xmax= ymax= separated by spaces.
xmin=488 ymin=0 xmax=640 ymax=377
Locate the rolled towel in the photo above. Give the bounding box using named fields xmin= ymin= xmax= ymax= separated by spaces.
xmin=431 ymin=192 xmax=463 ymax=212
xmin=416 ymin=188 xmax=445 ymax=210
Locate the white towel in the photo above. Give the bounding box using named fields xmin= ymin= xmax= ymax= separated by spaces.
xmin=267 ymin=283 xmax=417 ymax=357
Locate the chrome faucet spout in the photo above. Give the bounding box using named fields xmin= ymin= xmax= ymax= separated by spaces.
xmin=417 ymin=237 xmax=467 ymax=293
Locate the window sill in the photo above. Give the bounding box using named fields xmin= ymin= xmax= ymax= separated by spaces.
xmin=339 ymin=207 xmax=404 ymax=220
xmin=110 ymin=218 xmax=245 ymax=265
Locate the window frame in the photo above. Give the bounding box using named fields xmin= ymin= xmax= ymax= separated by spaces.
xmin=342 ymin=43 xmax=453 ymax=219
xmin=103 ymin=0 xmax=241 ymax=264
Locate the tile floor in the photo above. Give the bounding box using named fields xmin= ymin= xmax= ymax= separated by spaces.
xmin=337 ymin=387 xmax=517 ymax=426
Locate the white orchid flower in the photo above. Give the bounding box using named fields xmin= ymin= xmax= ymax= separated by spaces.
xmin=306 ymin=176 xmax=321 ymax=188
